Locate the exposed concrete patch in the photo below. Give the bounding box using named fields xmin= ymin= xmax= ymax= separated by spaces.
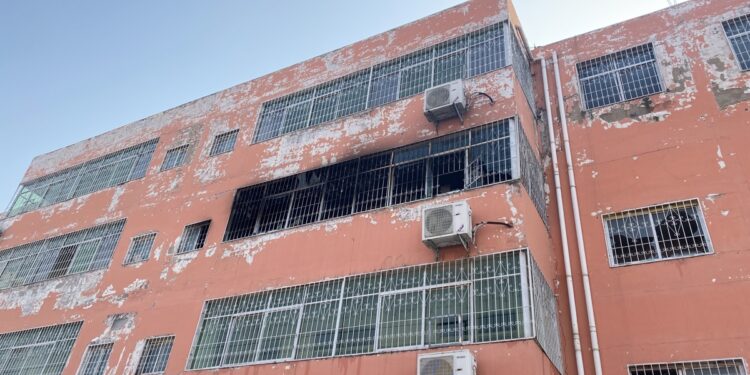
xmin=171 ymin=251 xmax=200 ymax=274
xmin=194 ymin=156 xmax=226 ymax=184
xmin=108 ymin=186 xmax=126 ymax=212
xmin=0 ymin=270 xmax=105 ymax=316
xmin=123 ymin=339 xmax=146 ymax=375
xmin=716 ymin=145 xmax=726 ymax=170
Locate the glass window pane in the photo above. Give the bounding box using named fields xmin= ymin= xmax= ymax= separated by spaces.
xmin=256 ymin=309 xmax=300 ymax=361
xmin=378 ymin=291 xmax=423 ymax=349
xmin=434 ymin=51 xmax=466 ymax=86
xmin=336 ymin=296 xmax=377 ymax=355
xmin=222 ymin=314 xmax=263 ymax=365
xmin=296 ymin=301 xmax=338 ymax=359
xmin=425 ymin=285 xmax=470 ymax=345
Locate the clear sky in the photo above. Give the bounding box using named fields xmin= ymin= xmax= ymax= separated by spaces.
xmin=0 ymin=0 xmax=684 ymax=211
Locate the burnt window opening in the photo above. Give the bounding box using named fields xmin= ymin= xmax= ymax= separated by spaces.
xmin=224 ymin=119 xmax=522 ymax=242
xmin=177 ymin=221 xmax=211 ymax=254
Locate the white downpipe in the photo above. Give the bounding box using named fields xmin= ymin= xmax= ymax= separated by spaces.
xmin=552 ymin=51 xmax=603 ymax=375
xmin=541 ymin=56 xmax=585 ymax=375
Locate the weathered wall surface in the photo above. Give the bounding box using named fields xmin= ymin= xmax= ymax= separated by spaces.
xmin=536 ymin=0 xmax=750 ymax=373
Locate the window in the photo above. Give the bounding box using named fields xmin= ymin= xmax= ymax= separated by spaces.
xmin=160 ymin=145 xmax=189 ymax=171
xmin=604 ymin=199 xmax=712 ymax=266
xmin=78 ymin=343 xmax=113 ymax=375
xmin=135 ymin=336 xmax=174 ymax=375
xmin=577 ymin=43 xmax=663 ymax=109
xmin=209 ymin=130 xmax=239 ymax=156
xmin=177 ymin=221 xmax=210 ymax=254
xmin=629 ymin=359 xmax=746 ymax=375
xmin=0 ymin=322 xmax=83 ymax=375
xmin=0 ymin=220 xmax=126 ymax=290
xmin=8 ymin=139 xmax=158 ymax=216
xmin=124 ymin=233 xmax=157 ymax=264
xmin=253 ymin=23 xmax=508 ymax=142
xmin=226 ymin=119 xmax=523 ymax=241
xmin=723 ymin=14 xmax=750 ymax=71
xmin=186 ymin=249 xmax=557 ymax=370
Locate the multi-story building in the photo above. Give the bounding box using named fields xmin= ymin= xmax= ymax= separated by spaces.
xmin=0 ymin=0 xmax=748 ymax=374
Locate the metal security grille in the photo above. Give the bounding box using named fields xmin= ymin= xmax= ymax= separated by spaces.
xmin=7 ymin=139 xmax=158 ymax=216
xmin=77 ymin=343 xmax=113 ymax=375
xmin=723 ymin=14 xmax=750 ymax=71
xmin=160 ymin=145 xmax=189 ymax=171
xmin=0 ymin=322 xmax=83 ymax=375
xmin=186 ymin=249 xmax=554 ymax=370
xmin=253 ymin=22 xmax=508 ymax=143
xmin=124 ymin=233 xmax=157 ymax=265
xmin=209 ymin=130 xmax=239 ymax=156
xmin=177 ymin=221 xmax=210 ymax=254
xmin=629 ymin=358 xmax=746 ymax=375
xmin=604 ymin=199 xmax=712 ymax=266
xmin=226 ymin=119 xmax=520 ymax=242
xmin=135 ymin=336 xmax=174 ymax=375
xmin=577 ymin=43 xmax=663 ymax=109
xmin=0 ymin=220 xmax=126 ymax=290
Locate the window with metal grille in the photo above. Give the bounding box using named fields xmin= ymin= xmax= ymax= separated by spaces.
xmin=77 ymin=343 xmax=113 ymax=375
xmin=135 ymin=336 xmax=174 ymax=375
xmin=629 ymin=358 xmax=746 ymax=375
xmin=160 ymin=145 xmax=189 ymax=171
xmin=124 ymin=232 xmax=157 ymax=265
xmin=177 ymin=221 xmax=210 ymax=254
xmin=577 ymin=43 xmax=663 ymax=109
xmin=253 ymin=22 xmax=508 ymax=143
xmin=186 ymin=249 xmax=560 ymax=370
xmin=209 ymin=130 xmax=239 ymax=156
xmin=226 ymin=119 xmax=522 ymax=242
xmin=723 ymin=14 xmax=750 ymax=71
xmin=7 ymin=139 xmax=158 ymax=216
xmin=0 ymin=220 xmax=126 ymax=290
xmin=603 ymin=199 xmax=712 ymax=266
xmin=0 ymin=322 xmax=83 ymax=375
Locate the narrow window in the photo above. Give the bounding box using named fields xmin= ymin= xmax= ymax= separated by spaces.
xmin=629 ymin=359 xmax=745 ymax=375
xmin=723 ymin=14 xmax=750 ymax=71
xmin=604 ymin=199 xmax=712 ymax=266
xmin=135 ymin=336 xmax=175 ymax=375
xmin=177 ymin=221 xmax=210 ymax=254
xmin=78 ymin=343 xmax=113 ymax=375
xmin=209 ymin=130 xmax=239 ymax=156
xmin=160 ymin=145 xmax=189 ymax=171
xmin=124 ymin=233 xmax=157 ymax=264
xmin=577 ymin=43 xmax=663 ymax=109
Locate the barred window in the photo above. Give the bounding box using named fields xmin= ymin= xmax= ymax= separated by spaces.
xmin=723 ymin=14 xmax=750 ymax=71
xmin=78 ymin=343 xmax=113 ymax=375
xmin=253 ymin=23 xmax=508 ymax=142
xmin=160 ymin=145 xmax=189 ymax=171
xmin=604 ymin=199 xmax=712 ymax=266
xmin=577 ymin=43 xmax=663 ymax=109
xmin=7 ymin=139 xmax=158 ymax=216
xmin=629 ymin=358 xmax=746 ymax=375
xmin=226 ymin=119 xmax=523 ymax=242
xmin=0 ymin=220 xmax=126 ymax=290
xmin=124 ymin=233 xmax=157 ymax=265
xmin=177 ymin=221 xmax=210 ymax=254
xmin=135 ymin=336 xmax=174 ymax=375
xmin=0 ymin=322 xmax=83 ymax=375
xmin=209 ymin=130 xmax=239 ymax=156
xmin=187 ymin=249 xmax=557 ymax=370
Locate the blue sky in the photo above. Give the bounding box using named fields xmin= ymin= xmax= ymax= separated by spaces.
xmin=0 ymin=0 xmax=683 ymax=210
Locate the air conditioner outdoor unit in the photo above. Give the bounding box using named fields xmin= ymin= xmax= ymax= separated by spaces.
xmin=422 ymin=200 xmax=472 ymax=250
xmin=418 ymin=349 xmax=476 ymax=375
xmin=424 ymin=79 xmax=467 ymax=123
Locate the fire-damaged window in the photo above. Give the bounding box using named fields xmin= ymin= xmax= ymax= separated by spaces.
xmin=177 ymin=221 xmax=211 ymax=254
xmin=0 ymin=220 xmax=126 ymax=290
xmin=577 ymin=43 xmax=663 ymax=109
xmin=723 ymin=13 xmax=750 ymax=71
xmin=225 ymin=119 xmax=525 ymax=242
xmin=603 ymin=199 xmax=712 ymax=266
xmin=0 ymin=322 xmax=83 ymax=375
xmin=628 ymin=358 xmax=746 ymax=375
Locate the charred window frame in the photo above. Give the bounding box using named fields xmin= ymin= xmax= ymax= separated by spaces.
xmin=135 ymin=336 xmax=174 ymax=375
xmin=124 ymin=233 xmax=157 ymax=265
xmin=209 ymin=130 xmax=239 ymax=157
xmin=77 ymin=343 xmax=113 ymax=375
xmin=253 ymin=22 xmax=509 ymax=143
xmin=723 ymin=13 xmax=750 ymax=71
xmin=603 ymin=199 xmax=713 ymax=267
xmin=576 ymin=43 xmax=664 ymax=110
xmin=7 ymin=139 xmax=158 ymax=217
xmin=177 ymin=221 xmax=211 ymax=254
xmin=226 ymin=119 xmax=524 ymax=242
xmin=0 ymin=322 xmax=83 ymax=375
xmin=628 ymin=358 xmax=746 ymax=375
xmin=0 ymin=220 xmax=126 ymax=290
xmin=160 ymin=145 xmax=189 ymax=171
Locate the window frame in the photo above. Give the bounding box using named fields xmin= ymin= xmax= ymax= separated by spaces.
xmin=721 ymin=13 xmax=750 ymax=71
xmin=123 ymin=232 xmax=158 ymax=265
xmin=160 ymin=145 xmax=190 ymax=172
xmin=176 ymin=221 xmax=211 ymax=254
xmin=135 ymin=335 xmax=175 ymax=375
xmin=627 ymin=358 xmax=747 ymax=375
xmin=602 ymin=198 xmax=714 ymax=267
xmin=76 ymin=342 xmax=114 ymax=375
xmin=209 ymin=130 xmax=239 ymax=157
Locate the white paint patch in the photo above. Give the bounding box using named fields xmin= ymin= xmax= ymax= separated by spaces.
xmin=0 ymin=270 xmax=105 ymax=316
xmin=108 ymin=186 xmax=126 ymax=212
xmin=716 ymin=145 xmax=726 ymax=170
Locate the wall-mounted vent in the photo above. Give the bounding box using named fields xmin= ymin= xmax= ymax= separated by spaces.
xmin=418 ymin=350 xmax=475 ymax=375
xmin=424 ymin=80 xmax=466 ymax=123
xmin=422 ymin=200 xmax=472 ymax=249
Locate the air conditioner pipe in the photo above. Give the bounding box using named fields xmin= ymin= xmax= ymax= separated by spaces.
xmin=552 ymin=51 xmax=603 ymax=375
xmin=541 ymin=56 xmax=585 ymax=375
